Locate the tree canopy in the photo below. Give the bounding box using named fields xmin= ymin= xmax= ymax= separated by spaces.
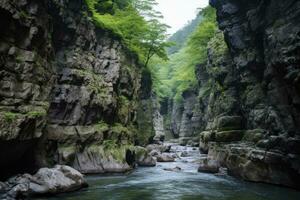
xmin=149 ymin=6 xmax=217 ymax=102
xmin=85 ymin=0 xmax=170 ymax=68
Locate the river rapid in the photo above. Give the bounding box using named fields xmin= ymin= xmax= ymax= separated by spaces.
xmin=40 ymin=143 xmax=300 ymax=200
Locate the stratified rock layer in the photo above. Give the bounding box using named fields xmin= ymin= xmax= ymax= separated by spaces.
xmin=0 ymin=0 xmax=147 ymax=179
xmin=196 ymin=0 xmax=300 ymax=189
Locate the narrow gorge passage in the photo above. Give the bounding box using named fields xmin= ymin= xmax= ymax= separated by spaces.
xmin=39 ymin=144 xmax=300 ymax=200
xmin=0 ymin=0 xmax=300 ymax=199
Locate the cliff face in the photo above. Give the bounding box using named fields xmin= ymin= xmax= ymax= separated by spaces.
xmin=0 ymin=0 xmax=55 ymax=179
xmin=166 ymin=92 xmax=202 ymax=146
xmin=197 ymin=0 xmax=300 ymax=188
xmin=0 ymin=0 xmax=145 ymax=179
xmin=211 ymin=0 xmax=300 ymax=133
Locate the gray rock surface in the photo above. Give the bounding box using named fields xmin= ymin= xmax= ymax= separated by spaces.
xmin=0 ymin=0 xmax=145 ymax=180
xmin=156 ymin=153 xmax=175 ymax=162
xmin=0 ymin=165 xmax=87 ymax=199
xmin=195 ymin=0 xmax=300 ymax=188
xmin=135 ymin=146 xmax=156 ymax=167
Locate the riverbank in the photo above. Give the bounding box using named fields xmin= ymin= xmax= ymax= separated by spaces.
xmin=37 ymin=143 xmax=300 ymax=200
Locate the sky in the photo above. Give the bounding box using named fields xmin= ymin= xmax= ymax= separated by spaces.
xmin=156 ymin=0 xmax=209 ymax=34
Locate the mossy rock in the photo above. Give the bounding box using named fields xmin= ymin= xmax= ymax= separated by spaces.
xmin=242 ymin=129 xmax=265 ymax=143
xmin=215 ymin=130 xmax=245 ymax=142
xmin=216 ymin=116 xmax=243 ymax=131
xmin=95 ymin=143 xmax=135 ymax=163
xmin=199 ymin=131 xmax=216 ymax=143
xmin=95 ymin=121 xmax=110 ymax=133
xmin=2 ymin=112 xmax=20 ymax=122
xmin=0 ymin=110 xmax=46 ymax=140
xmin=58 ymin=146 xmax=77 ymax=165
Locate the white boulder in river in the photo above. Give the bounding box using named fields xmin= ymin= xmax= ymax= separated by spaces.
xmin=0 ymin=165 xmax=88 ymax=199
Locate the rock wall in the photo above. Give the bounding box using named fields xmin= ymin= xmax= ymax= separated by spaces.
xmin=152 ymin=97 xmax=165 ymax=142
xmin=166 ymin=89 xmax=202 ymax=146
xmin=197 ymin=0 xmax=300 ymax=189
xmin=0 ymin=0 xmax=55 ymax=179
xmin=0 ymin=0 xmax=144 ymax=179
xmin=136 ymin=69 xmax=155 ymax=146
xmin=170 ymin=100 xmax=183 ymax=138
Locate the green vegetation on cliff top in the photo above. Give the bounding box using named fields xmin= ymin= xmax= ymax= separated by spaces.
xmin=150 ymin=6 xmax=217 ymax=102
xmin=85 ymin=0 xmax=170 ymax=67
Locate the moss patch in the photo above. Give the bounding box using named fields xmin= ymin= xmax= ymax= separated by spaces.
xmin=95 ymin=121 xmax=110 ymax=133
xmin=3 ymin=112 xmax=19 ymax=122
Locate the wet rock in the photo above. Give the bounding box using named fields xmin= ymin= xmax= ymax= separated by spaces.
xmin=179 ymin=137 xmax=191 ymax=146
xmin=146 ymin=144 xmax=171 ymax=153
xmin=135 ymin=147 xmax=156 ymax=167
xmin=72 ymin=146 xmax=135 ymax=174
xmin=206 ymin=142 xmax=300 ymax=189
xmin=199 ymin=131 xmax=215 ymax=153
xmin=1 ymin=165 xmax=87 ymax=199
xmin=216 ymin=167 xmax=228 ymax=176
xmin=149 ymin=150 xmax=160 ymax=157
xmin=180 ymin=151 xmax=189 ymax=157
xmin=198 ymin=158 xmax=220 ymax=174
xmin=156 ymin=153 xmax=175 ymax=162
xmin=163 ymin=166 xmax=181 ymax=172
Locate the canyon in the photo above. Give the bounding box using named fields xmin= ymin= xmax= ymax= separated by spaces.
xmin=0 ymin=0 xmax=300 ymax=199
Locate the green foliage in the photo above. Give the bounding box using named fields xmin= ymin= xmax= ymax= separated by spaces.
xmin=103 ymin=139 xmax=117 ymax=149
xmin=150 ymin=6 xmax=217 ymax=102
xmin=199 ymin=80 xmax=213 ymax=99
xmin=27 ymin=110 xmax=46 ymax=118
xmin=111 ymin=123 xmax=131 ymax=135
xmin=2 ymin=110 xmax=46 ymax=122
xmin=167 ymin=14 xmax=203 ymax=54
xmin=95 ymin=121 xmax=110 ymax=132
xmin=186 ymin=6 xmax=217 ymax=64
xmin=84 ymin=0 xmax=169 ymax=68
xmin=3 ymin=112 xmax=18 ymax=122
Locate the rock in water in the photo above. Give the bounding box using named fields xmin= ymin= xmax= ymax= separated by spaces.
xmin=156 ymin=153 xmax=175 ymax=162
xmin=198 ymin=158 xmax=219 ymax=174
xmin=135 ymin=146 xmax=156 ymax=167
xmin=1 ymin=165 xmax=87 ymax=199
xmin=146 ymin=144 xmax=171 ymax=153
xmin=180 ymin=151 xmax=189 ymax=157
xmin=163 ymin=166 xmax=182 ymax=172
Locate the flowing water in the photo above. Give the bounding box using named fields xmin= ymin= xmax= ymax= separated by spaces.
xmin=41 ymin=144 xmax=300 ymax=200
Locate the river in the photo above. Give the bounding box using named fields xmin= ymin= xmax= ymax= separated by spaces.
xmin=40 ymin=144 xmax=300 ymax=200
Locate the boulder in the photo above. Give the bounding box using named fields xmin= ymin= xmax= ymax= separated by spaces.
xmin=199 ymin=131 xmax=215 ymax=153
xmin=149 ymin=149 xmax=160 ymax=157
xmin=179 ymin=137 xmax=192 ymax=146
xmin=72 ymin=146 xmax=135 ymax=174
xmin=216 ymin=116 xmax=243 ymax=131
xmin=156 ymin=153 xmax=175 ymax=162
xmin=215 ymin=130 xmax=244 ymax=142
xmin=163 ymin=166 xmax=182 ymax=172
xmin=1 ymin=165 xmax=87 ymax=199
xmin=135 ymin=146 xmax=156 ymax=167
xmin=198 ymin=158 xmax=219 ymax=174
xmin=242 ymin=129 xmax=265 ymax=143
xmin=146 ymin=144 xmax=171 ymax=153
xmin=180 ymin=151 xmax=189 ymax=157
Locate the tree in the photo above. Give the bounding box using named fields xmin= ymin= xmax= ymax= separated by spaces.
xmin=131 ymin=0 xmax=171 ymax=67
xmin=85 ymin=0 xmax=170 ymax=68
xmin=141 ymin=19 xmax=171 ymax=68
